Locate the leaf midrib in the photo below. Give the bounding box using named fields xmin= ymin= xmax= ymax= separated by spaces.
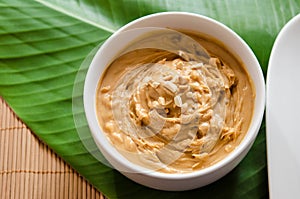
xmin=35 ymin=0 xmax=117 ymax=33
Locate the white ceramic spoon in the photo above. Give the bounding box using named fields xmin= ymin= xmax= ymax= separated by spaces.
xmin=266 ymin=14 xmax=300 ymax=199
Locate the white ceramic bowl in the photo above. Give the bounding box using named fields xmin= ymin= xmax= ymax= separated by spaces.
xmin=84 ymin=12 xmax=265 ymax=191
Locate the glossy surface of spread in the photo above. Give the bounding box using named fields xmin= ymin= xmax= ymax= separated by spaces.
xmin=96 ymin=31 xmax=255 ymax=173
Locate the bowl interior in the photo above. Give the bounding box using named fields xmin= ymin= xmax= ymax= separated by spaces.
xmin=84 ymin=12 xmax=265 ymax=179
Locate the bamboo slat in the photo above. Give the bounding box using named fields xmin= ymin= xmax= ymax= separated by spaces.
xmin=0 ymin=97 xmax=106 ymax=199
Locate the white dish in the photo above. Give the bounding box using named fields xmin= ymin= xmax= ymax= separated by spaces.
xmin=266 ymin=14 xmax=300 ymax=199
xmin=84 ymin=12 xmax=265 ymax=191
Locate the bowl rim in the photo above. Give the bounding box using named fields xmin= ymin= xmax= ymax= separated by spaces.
xmin=83 ymin=11 xmax=266 ymax=180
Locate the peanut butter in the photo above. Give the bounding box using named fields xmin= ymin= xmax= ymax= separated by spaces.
xmin=96 ymin=31 xmax=255 ymax=173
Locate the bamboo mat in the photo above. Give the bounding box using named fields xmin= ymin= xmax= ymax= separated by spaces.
xmin=0 ymin=97 xmax=106 ymax=199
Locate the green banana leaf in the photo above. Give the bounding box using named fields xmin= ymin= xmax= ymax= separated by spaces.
xmin=0 ymin=0 xmax=298 ymax=198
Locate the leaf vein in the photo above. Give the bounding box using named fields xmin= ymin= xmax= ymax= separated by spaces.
xmin=35 ymin=0 xmax=117 ymax=33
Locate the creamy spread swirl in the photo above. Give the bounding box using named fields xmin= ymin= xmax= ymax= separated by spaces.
xmin=96 ymin=31 xmax=254 ymax=173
